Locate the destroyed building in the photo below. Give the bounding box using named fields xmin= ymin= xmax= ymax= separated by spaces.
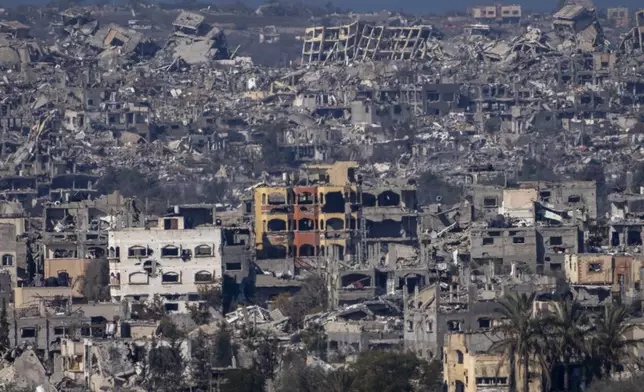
xmin=1 ymin=2 xmax=644 ymax=390
xmin=165 ymin=10 xmax=230 ymax=65
xmin=251 ymin=161 xmax=432 ymax=304
xmin=301 ymin=22 xmax=442 ymax=64
xmin=44 ymin=191 xmax=141 ymax=264
xmin=470 ymin=4 xmax=522 ymax=24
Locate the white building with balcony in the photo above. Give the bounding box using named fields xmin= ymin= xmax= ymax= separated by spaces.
xmin=108 ymin=215 xmax=222 ymax=313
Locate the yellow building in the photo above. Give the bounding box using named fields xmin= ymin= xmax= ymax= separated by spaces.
xmin=444 ymin=332 xmax=541 ymax=392
xmin=253 ymin=162 xmax=360 ymax=269
xmin=565 ymin=254 xmax=613 ymax=285
xmin=44 ymin=258 xmax=89 ymax=298
xmin=14 ymin=286 xmax=74 ymax=308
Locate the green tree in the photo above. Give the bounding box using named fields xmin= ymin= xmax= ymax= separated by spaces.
xmin=298 ymin=324 xmax=328 ymax=361
xmin=139 ymin=295 xmax=165 ymax=320
xmin=190 ymin=330 xmax=214 ymax=391
xmin=0 ymin=299 xmax=9 ymax=354
xmin=187 ymin=303 xmax=211 ymax=325
xmin=276 ymin=274 xmax=327 ymax=328
xmin=254 ymin=338 xmax=279 ymax=381
xmin=277 ymin=353 xmax=323 ymax=392
xmin=490 ymin=292 xmax=540 ymax=392
xmin=147 ymin=338 xmax=185 ymax=392
xmin=81 ymin=258 xmax=110 ymax=301
xmin=213 ymin=325 xmax=234 ymax=367
xmin=320 ymin=368 xmax=356 ymax=392
xmin=157 ymin=316 xmax=184 ymax=340
xmin=350 ymin=351 xmax=426 ymax=392
xmin=187 ymin=285 xmax=222 ymax=325
xmin=418 ymin=359 xmax=443 ymax=391
xmin=545 ymin=300 xmax=587 ymax=392
xmin=589 ymin=303 xmax=643 ymax=378
xmin=190 ymin=325 xmax=236 ymax=390
xmin=587 ymin=373 xmax=644 ymax=392
xmin=221 ymin=369 xmax=265 ymax=392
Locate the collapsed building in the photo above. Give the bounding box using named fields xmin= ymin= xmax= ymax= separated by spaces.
xmin=301 ymin=22 xmax=443 ymax=64
xmin=1 ymin=3 xmax=644 ymax=390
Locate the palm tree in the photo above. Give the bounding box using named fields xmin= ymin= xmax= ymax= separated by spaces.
xmin=591 ymin=304 xmax=644 ymax=378
xmin=321 ymin=368 xmax=356 ymax=392
xmin=490 ymin=292 xmax=540 ymax=392
xmin=546 ymin=300 xmax=588 ymax=392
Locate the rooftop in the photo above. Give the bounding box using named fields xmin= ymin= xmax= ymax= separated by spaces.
xmin=172 ymin=11 xmax=205 ymax=30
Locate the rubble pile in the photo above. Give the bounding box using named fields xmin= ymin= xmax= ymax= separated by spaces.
xmin=3 ymin=2 xmax=644 ymax=391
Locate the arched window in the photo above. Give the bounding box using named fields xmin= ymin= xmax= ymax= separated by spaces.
xmin=267 ymin=219 xmax=287 ymax=232
xmin=129 ymin=272 xmax=149 ymax=285
xmin=195 ymin=271 xmax=213 ymax=283
xmin=299 ymin=244 xmax=315 ymax=256
xmin=162 ymin=272 xmax=180 ymax=283
xmin=378 ymin=190 xmax=401 ymax=207
xmin=128 ymin=246 xmax=147 ymax=258
xmin=161 ymin=245 xmax=179 ymax=257
xmin=195 ymin=245 xmax=212 ymax=256
xmin=327 ymin=218 xmax=345 ymax=231
xmin=456 ymin=350 xmax=464 ymax=364
xmin=1 ymin=254 xmax=13 ymax=266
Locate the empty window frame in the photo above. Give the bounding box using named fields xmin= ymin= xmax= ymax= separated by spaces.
xmin=226 ymin=262 xmax=242 ymax=271
xmin=128 ymin=246 xmax=147 ymax=258
xmin=194 ymin=271 xmax=213 ymax=283
xmin=194 ymin=245 xmax=212 ymax=257
xmin=447 ymin=320 xmax=462 ymax=332
xmin=550 ymin=236 xmax=563 ymax=245
xmin=53 ymin=327 xmax=68 ymax=335
xmin=162 ymin=272 xmax=180 ymax=283
xmin=21 ymin=328 xmax=36 ymax=338
xmin=483 ymin=197 xmax=498 ymax=207
xmin=1 ymin=254 xmax=13 ymax=266
xmin=588 ymin=263 xmax=603 ymax=273
xmin=161 ymin=245 xmax=180 ymax=258
xmin=482 ymin=238 xmax=494 ymax=246
xmin=540 ymin=191 xmax=551 ymax=201
xmin=513 ymin=237 xmax=525 ymax=244
xmin=478 ymin=318 xmax=491 ymax=329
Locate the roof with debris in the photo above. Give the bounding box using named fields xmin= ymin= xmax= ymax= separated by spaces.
xmin=89 ymin=24 xmax=145 ymax=54
xmin=0 ymin=20 xmax=29 ymax=30
xmin=553 ymin=5 xmax=586 ymax=20
xmin=172 ymin=11 xmax=205 ymax=30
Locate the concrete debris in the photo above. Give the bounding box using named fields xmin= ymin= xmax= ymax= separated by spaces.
xmin=2 ymin=2 xmax=644 ymax=390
